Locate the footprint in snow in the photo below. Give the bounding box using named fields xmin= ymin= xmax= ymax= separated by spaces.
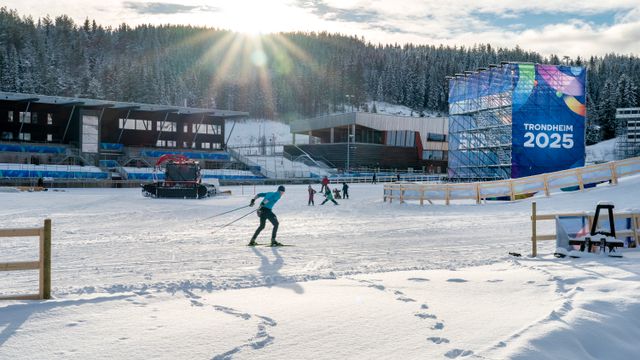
xmin=415 ymin=313 xmax=437 ymax=319
xmin=446 ymin=278 xmax=468 ymax=283
xmin=445 ymin=349 xmax=474 ymax=358
xmin=486 ymin=279 xmax=503 ymax=283
xmin=407 ymin=277 xmax=430 ymax=282
xmin=396 ymin=296 xmax=416 ymax=302
xmin=431 ymin=322 xmax=444 ymax=330
xmin=427 ymin=337 xmax=449 ymax=344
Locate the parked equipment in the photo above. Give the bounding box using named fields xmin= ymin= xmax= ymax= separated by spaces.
xmin=141 ymin=154 xmax=217 ymax=199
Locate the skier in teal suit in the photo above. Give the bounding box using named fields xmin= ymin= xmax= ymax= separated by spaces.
xmin=248 ymin=185 xmax=285 ymax=246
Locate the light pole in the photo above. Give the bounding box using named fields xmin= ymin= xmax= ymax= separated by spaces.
xmin=346 ymin=130 xmax=354 ymax=173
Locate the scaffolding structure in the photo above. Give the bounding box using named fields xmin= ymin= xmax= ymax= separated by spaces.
xmin=448 ymin=62 xmax=586 ymax=181
xmin=615 ymin=108 xmax=640 ymax=160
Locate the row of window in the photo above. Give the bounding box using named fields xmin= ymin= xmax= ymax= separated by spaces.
xmin=155 ymin=140 xmax=222 ymax=149
xmin=386 ymin=130 xmax=416 ymax=147
xmin=423 ymin=150 xmax=447 ymax=161
xmin=7 ymin=111 xmax=53 ymax=124
xmin=1 ymin=132 xmax=54 ymax=141
xmin=118 ymin=118 xmax=221 ymax=134
xmin=618 ymin=109 xmax=640 ymax=115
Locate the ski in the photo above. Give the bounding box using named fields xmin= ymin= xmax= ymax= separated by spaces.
xmin=247 ymin=243 xmax=294 ymax=247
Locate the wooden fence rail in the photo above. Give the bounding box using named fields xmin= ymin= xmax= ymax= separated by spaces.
xmin=0 ymin=219 xmax=51 ymax=300
xmin=530 ymin=202 xmax=640 ymax=257
xmin=383 ymin=157 xmax=640 ymax=205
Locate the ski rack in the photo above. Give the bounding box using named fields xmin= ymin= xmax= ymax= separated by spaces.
xmin=384 ymin=156 xmax=640 ymax=205
xmin=0 ymin=219 xmax=52 ymax=300
xmin=530 ymin=202 xmax=640 ymax=257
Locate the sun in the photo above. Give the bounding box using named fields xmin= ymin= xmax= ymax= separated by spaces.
xmin=222 ymin=1 xmax=287 ymax=36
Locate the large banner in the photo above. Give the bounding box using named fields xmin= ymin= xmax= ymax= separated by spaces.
xmin=511 ymin=64 xmax=586 ymax=178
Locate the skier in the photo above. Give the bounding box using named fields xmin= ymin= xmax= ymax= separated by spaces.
xmin=372 ymin=172 xmax=377 ymax=184
xmin=342 ymin=182 xmax=349 ymax=199
xmin=321 ymin=187 xmax=339 ymax=205
xmin=248 ymin=185 xmax=286 ymax=246
xmin=308 ymin=184 xmax=317 ymax=206
xmin=333 ymin=188 xmax=342 ymax=199
xmin=396 ymin=172 xmax=400 ymax=182
xmin=321 ymin=176 xmax=329 ymax=192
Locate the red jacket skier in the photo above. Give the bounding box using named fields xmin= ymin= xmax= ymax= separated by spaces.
xmin=321 ymin=176 xmax=329 ymax=192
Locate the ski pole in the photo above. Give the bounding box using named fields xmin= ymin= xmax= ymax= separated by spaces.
xmin=198 ymin=205 xmax=251 ymax=222
xmin=211 ymin=208 xmax=258 ymax=235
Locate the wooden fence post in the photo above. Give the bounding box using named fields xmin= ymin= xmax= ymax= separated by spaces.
xmin=633 ymin=214 xmax=640 ymax=248
xmin=531 ymin=201 xmax=537 ymax=257
xmin=610 ymin=163 xmax=618 ymax=185
xmin=543 ymin=175 xmax=550 ymax=196
xmin=445 ymin=186 xmax=450 ymax=206
xmin=399 ymin=185 xmax=404 ymax=204
xmin=475 ymin=183 xmax=480 ymax=204
xmin=40 ymin=219 xmax=51 ymax=299
xmin=420 ymin=188 xmax=424 ymax=206
xmin=576 ymin=169 xmax=584 ymax=191
xmin=509 ymin=180 xmax=515 ymax=201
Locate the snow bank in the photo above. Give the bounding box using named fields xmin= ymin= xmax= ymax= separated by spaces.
xmin=586 ymin=138 xmax=617 ymax=164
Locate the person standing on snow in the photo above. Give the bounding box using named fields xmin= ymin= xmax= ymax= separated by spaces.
xmin=321 ymin=175 xmax=329 ymax=192
xmin=372 ymin=172 xmax=377 ymax=184
xmin=308 ymin=185 xmax=317 ymax=206
xmin=321 ymin=186 xmax=339 ymax=205
xmin=248 ymin=185 xmax=286 ymax=246
xmin=342 ymin=182 xmax=349 ymax=199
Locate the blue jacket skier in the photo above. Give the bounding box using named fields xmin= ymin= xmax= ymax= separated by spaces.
xmin=248 ymin=185 xmax=285 ymax=246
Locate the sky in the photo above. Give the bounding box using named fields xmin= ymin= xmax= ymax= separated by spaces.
xmin=4 ymin=0 xmax=640 ymax=58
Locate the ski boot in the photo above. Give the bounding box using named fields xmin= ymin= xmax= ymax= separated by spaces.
xmin=270 ymin=239 xmax=284 ymax=247
xmin=248 ymin=239 xmax=257 ymax=246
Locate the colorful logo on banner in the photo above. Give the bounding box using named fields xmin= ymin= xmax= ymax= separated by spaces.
xmin=511 ymin=64 xmax=586 ymax=178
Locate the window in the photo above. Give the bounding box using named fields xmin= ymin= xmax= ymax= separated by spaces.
xmin=136 ymin=119 xmax=150 ymax=130
xmin=119 ymin=118 xmax=135 ymax=130
xmin=19 ymin=133 xmax=31 ymax=141
xmin=160 ymin=122 xmax=176 ymax=132
xmin=7 ymin=112 xmax=13 ymax=122
xmin=201 ymin=142 xmax=211 ymax=149
xmin=211 ymin=142 xmax=222 ymax=149
xmin=47 ymin=134 xmax=53 ymax=141
xmin=156 ymin=140 xmax=166 ymax=147
xmin=47 ymin=113 xmax=53 ymax=125
xmin=20 ymin=112 xmax=31 ymax=123
xmin=423 ymin=150 xmax=444 ymax=160
xmin=119 ymin=118 xmax=151 ymax=130
xmin=427 ymin=133 xmax=447 ymax=142
xmin=167 ymin=140 xmax=176 ymax=147
xmin=192 ymin=123 xmax=222 ymax=135
xmin=1 ymin=131 xmax=12 ymax=140
xmin=184 ymin=124 xmax=189 ymax=133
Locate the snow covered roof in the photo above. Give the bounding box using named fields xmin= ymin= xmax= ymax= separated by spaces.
xmin=0 ymin=91 xmax=249 ymax=118
xmin=290 ymin=112 xmax=448 ymax=134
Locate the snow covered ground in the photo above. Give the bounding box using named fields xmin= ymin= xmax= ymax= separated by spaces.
xmin=1 ymin=176 xmax=640 ymax=359
xmin=585 ymin=138 xmax=617 ymax=164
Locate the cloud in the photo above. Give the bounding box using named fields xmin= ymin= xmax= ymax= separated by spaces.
xmin=295 ymin=0 xmax=383 ymax=24
xmin=123 ymin=1 xmax=219 ymax=15
xmin=291 ymin=0 xmax=640 ymax=57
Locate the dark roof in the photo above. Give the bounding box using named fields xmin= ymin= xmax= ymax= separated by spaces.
xmin=0 ymin=91 xmax=249 ymax=118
